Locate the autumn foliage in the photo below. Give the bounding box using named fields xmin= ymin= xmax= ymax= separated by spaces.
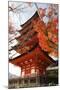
xmin=32 ymin=17 xmax=58 ymax=57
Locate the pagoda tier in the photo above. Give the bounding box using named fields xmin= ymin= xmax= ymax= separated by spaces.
xmin=18 ymin=23 xmax=33 ymax=36
xmin=20 ymin=12 xmax=39 ymax=29
xmin=18 ymin=12 xmax=39 ymax=35
xmin=9 ymin=45 xmax=55 ymax=77
xmin=15 ymin=30 xmax=37 ymax=47
xmin=13 ymin=34 xmax=38 ymax=55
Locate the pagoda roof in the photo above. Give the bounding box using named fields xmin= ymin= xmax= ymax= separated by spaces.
xmin=18 ymin=11 xmax=39 ymax=35
xmin=9 ymin=45 xmax=56 ymax=68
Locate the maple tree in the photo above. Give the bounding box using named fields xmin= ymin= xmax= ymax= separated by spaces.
xmin=32 ymin=16 xmax=58 ymax=57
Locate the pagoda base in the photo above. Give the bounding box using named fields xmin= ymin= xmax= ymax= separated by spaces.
xmin=9 ymin=74 xmax=47 ymax=89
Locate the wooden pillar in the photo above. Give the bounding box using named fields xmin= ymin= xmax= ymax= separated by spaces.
xmin=21 ymin=66 xmax=25 ymax=77
xmin=36 ymin=75 xmax=40 ymax=86
xmin=43 ymin=69 xmax=47 ymax=85
xmin=20 ymin=66 xmax=22 ymax=76
xmin=22 ymin=79 xmax=25 ymax=87
xmin=28 ymin=77 xmax=30 ymax=86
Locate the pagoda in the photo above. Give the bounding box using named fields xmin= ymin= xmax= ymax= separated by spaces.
xmin=9 ymin=12 xmax=58 ymax=88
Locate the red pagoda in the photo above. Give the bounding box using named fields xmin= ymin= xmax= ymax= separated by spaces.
xmin=9 ymin=12 xmax=58 ymax=88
